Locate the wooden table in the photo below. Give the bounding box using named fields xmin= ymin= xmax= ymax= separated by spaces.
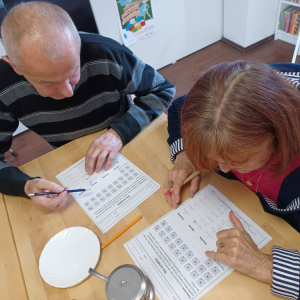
xmin=0 ymin=193 xmax=28 ymax=300
xmin=2 ymin=114 xmax=300 ymax=299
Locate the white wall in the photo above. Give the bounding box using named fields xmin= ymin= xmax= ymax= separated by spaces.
xmin=0 ymin=40 xmax=5 ymax=56
xmin=90 ymin=0 xmax=223 ymax=70
xmin=223 ymin=1 xmax=248 ymax=47
xmin=224 ymin=0 xmax=280 ymax=48
xmin=1 ymin=1 xmax=224 ymax=69
xmin=246 ymin=0 xmax=279 ymax=46
xmin=1 ymin=1 xmax=224 ymax=134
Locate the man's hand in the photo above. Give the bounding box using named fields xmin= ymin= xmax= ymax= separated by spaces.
xmin=24 ymin=178 xmax=69 ymax=212
xmin=85 ymin=128 xmax=123 ymax=175
xmin=164 ymin=152 xmax=200 ymax=208
xmin=206 ymin=211 xmax=273 ymax=284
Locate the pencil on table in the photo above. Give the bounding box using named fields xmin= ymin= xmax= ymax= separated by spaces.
xmin=165 ymin=170 xmax=201 ymax=196
xmin=101 ymin=215 xmax=142 ymax=250
xmin=9 ymin=148 xmax=18 ymax=156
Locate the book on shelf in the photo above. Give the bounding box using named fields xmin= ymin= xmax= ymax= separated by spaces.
xmin=279 ymin=7 xmax=290 ymax=30
xmin=278 ymin=6 xmax=300 ymax=35
xmin=293 ymin=11 xmax=300 ymax=35
xmin=284 ymin=7 xmax=298 ymax=32
xmin=289 ymin=9 xmax=300 ymax=33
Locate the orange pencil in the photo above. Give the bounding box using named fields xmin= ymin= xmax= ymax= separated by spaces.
xmin=101 ymin=215 xmax=142 ymax=250
xmin=165 ymin=170 xmax=201 ymax=195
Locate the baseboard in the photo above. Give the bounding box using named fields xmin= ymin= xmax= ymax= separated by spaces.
xmin=221 ymin=35 xmax=275 ymax=53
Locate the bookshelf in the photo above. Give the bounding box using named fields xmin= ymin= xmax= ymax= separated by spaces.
xmin=275 ymin=0 xmax=300 ymax=62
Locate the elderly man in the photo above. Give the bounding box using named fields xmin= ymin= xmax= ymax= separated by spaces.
xmin=0 ymin=1 xmax=175 ymax=212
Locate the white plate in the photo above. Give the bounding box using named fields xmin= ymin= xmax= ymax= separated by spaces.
xmin=39 ymin=227 xmax=100 ymax=288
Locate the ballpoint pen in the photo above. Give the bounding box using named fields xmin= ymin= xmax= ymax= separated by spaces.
xmin=27 ymin=188 xmax=90 ymax=197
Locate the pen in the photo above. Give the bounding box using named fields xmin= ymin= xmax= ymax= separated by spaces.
xmin=27 ymin=188 xmax=90 ymax=197
xmin=101 ymin=215 xmax=142 ymax=250
xmin=165 ymin=170 xmax=201 ymax=196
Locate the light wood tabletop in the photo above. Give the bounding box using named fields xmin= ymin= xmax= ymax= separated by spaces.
xmin=2 ymin=114 xmax=300 ymax=300
xmin=0 ymin=193 xmax=28 ymax=300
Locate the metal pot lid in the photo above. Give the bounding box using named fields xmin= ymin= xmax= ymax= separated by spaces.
xmin=106 ymin=265 xmax=147 ymax=300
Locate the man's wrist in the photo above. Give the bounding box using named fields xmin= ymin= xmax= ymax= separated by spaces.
xmin=24 ymin=178 xmax=40 ymax=195
xmin=107 ymin=128 xmax=124 ymax=145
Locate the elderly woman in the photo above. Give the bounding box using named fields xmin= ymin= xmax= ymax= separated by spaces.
xmin=165 ymin=61 xmax=300 ymax=299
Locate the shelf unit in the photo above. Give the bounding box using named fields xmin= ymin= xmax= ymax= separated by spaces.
xmin=275 ymin=0 xmax=300 ymax=62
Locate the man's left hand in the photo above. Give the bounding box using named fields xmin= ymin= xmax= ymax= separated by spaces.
xmin=85 ymin=129 xmax=123 ymax=175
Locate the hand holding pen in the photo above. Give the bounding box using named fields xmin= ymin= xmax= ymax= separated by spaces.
xmin=24 ymin=178 xmax=75 ymax=212
xmin=165 ymin=170 xmax=201 ymax=196
xmin=164 ymin=153 xmax=201 ymax=209
xmin=164 ymin=170 xmax=201 ymax=209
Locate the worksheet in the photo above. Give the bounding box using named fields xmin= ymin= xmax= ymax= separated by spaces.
xmin=56 ymin=153 xmax=160 ymax=233
xmin=125 ymin=184 xmax=272 ymax=300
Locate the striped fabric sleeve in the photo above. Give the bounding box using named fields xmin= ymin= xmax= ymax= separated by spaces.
xmin=169 ymin=138 xmax=184 ymax=163
xmin=109 ymin=45 xmax=175 ymax=144
xmin=278 ymin=71 xmax=300 ymax=90
xmin=271 ymin=245 xmax=300 ymax=300
xmin=166 ymin=95 xmax=187 ymax=162
xmin=270 ymin=63 xmax=300 ymax=90
xmin=262 ymin=195 xmax=300 ymax=214
xmin=0 ymin=102 xmax=19 ymax=157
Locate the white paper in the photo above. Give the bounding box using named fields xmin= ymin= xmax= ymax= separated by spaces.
xmin=125 ymin=184 xmax=272 ymax=300
xmin=56 ymin=153 xmax=160 ymax=233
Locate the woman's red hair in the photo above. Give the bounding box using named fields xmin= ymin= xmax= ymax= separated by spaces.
xmin=181 ymin=61 xmax=300 ymax=175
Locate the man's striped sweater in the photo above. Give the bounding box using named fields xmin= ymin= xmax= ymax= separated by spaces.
xmin=0 ymin=32 xmax=175 ymax=197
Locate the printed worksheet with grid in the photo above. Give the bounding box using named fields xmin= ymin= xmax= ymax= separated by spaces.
xmin=56 ymin=153 xmax=160 ymax=233
xmin=125 ymin=184 xmax=272 ymax=300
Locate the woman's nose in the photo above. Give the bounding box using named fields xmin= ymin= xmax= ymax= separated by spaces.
xmin=218 ymin=162 xmax=230 ymax=173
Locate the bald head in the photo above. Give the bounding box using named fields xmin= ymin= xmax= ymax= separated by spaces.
xmin=1 ymin=1 xmax=81 ymax=69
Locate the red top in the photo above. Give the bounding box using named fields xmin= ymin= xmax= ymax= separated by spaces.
xmin=231 ymin=155 xmax=300 ymax=203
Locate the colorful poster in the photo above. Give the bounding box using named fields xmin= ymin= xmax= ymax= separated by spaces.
xmin=115 ymin=0 xmax=157 ymax=47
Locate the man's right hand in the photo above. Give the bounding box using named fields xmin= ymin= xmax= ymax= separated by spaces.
xmin=24 ymin=179 xmax=68 ymax=212
xmin=164 ymin=152 xmax=201 ymax=209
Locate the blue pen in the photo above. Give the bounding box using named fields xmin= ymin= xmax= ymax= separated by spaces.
xmin=27 ymin=188 xmax=90 ymax=197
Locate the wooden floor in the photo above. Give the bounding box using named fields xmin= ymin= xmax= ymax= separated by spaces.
xmin=5 ymin=39 xmax=299 ymax=167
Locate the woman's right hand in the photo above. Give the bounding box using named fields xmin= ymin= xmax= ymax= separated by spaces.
xmin=164 ymin=152 xmax=200 ymax=208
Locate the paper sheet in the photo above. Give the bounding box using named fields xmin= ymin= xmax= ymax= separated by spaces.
xmin=125 ymin=184 xmax=272 ymax=300
xmin=56 ymin=153 xmax=160 ymax=233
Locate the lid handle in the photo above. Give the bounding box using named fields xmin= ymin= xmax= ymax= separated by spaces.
xmin=89 ymin=268 xmax=109 ymax=282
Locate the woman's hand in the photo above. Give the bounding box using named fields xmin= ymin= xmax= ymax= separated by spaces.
xmin=25 ymin=178 xmax=69 ymax=212
xmin=206 ymin=211 xmax=273 ymax=284
xmin=164 ymin=151 xmax=200 ymax=208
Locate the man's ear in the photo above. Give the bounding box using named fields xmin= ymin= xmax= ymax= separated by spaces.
xmin=1 ymin=55 xmax=23 ymax=75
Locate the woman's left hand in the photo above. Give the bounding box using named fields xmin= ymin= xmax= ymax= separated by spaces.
xmin=206 ymin=211 xmax=273 ymax=284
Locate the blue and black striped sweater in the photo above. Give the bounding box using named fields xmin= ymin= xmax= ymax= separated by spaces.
xmin=0 ymin=32 xmax=175 ymax=197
